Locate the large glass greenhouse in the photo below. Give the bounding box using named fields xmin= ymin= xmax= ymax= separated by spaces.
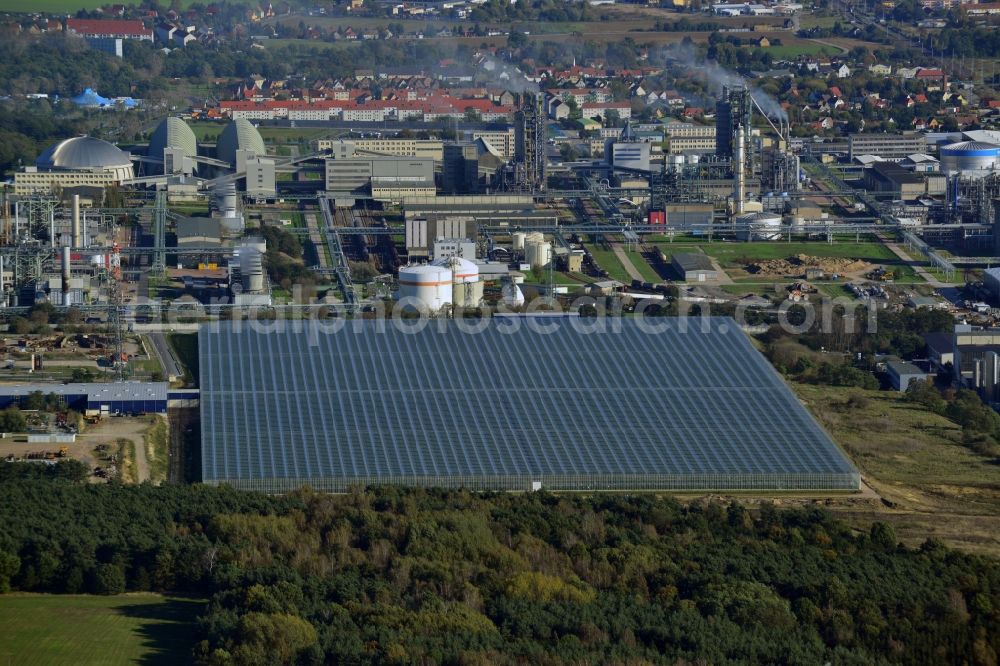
xmin=199 ymin=317 xmax=860 ymax=493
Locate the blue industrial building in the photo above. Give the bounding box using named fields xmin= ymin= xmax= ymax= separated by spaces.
xmin=0 ymin=383 xmax=168 ymax=414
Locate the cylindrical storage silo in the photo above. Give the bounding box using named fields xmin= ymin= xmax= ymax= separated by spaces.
xmin=940 ymin=141 xmax=1000 ymax=177
xmin=525 ymin=241 xmax=552 ymax=270
xmin=433 ymin=256 xmax=481 ymax=307
xmin=398 ymin=264 xmax=452 ymax=311
xmin=525 ymin=231 xmax=544 ymax=245
xmin=241 ymin=249 xmax=265 ymax=293
xmin=215 ymin=182 xmax=238 ymax=216
xmin=512 ymin=232 xmax=526 ymax=251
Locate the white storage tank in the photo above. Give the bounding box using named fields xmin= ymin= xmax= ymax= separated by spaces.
xmin=512 ymin=232 xmax=526 ymax=251
xmin=398 ymin=264 xmax=452 ymax=311
xmin=736 ymin=212 xmax=783 ymax=241
xmin=432 ymin=256 xmax=483 ymax=307
xmin=525 ymin=240 xmax=552 ymax=270
xmin=940 ymin=141 xmax=1000 ymax=177
xmin=433 ymin=256 xmax=478 ymax=283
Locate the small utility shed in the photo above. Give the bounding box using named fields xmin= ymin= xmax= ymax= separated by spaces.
xmin=671 ymin=253 xmax=717 ymax=282
xmin=886 ymin=360 xmax=933 ymax=391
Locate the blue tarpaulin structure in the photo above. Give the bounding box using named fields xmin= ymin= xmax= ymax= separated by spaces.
xmin=71 ymin=88 xmax=139 ymax=109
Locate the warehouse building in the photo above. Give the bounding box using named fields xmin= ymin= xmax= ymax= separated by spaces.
xmin=848 ymin=133 xmax=928 ymax=160
xmin=863 ymin=162 xmax=946 ymax=198
xmin=0 ymin=382 xmax=168 ymax=414
xmin=315 ymin=138 xmax=444 ymax=161
xmin=199 ymin=318 xmax=859 ymax=493
xmin=671 ymin=253 xmax=718 ymax=281
xmin=325 ymin=155 xmax=435 ymax=202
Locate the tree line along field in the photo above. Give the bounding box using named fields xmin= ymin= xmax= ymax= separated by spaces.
xmin=0 ymin=594 xmax=200 ymax=666
xmin=0 ymin=462 xmax=998 ymax=664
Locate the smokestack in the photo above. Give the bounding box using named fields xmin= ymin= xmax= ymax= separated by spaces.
xmin=0 ymin=255 xmax=5 ymax=297
xmin=72 ymin=194 xmax=81 ymax=248
xmin=735 ymin=125 xmax=746 ymax=216
xmin=61 ymin=246 xmax=71 ymax=296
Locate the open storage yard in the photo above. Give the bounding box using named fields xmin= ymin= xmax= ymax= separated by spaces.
xmin=656 ymin=241 xmax=923 ymax=283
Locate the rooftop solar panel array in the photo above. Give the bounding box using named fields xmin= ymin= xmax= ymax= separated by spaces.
xmin=199 ymin=317 xmax=859 ymax=492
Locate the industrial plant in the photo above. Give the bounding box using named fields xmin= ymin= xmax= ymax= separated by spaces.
xmin=3 ymin=74 xmax=1000 ymax=500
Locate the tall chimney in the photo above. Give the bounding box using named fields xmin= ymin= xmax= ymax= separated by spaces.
xmin=735 ymin=125 xmax=746 ymax=216
xmin=61 ymin=245 xmax=71 ymax=296
xmin=71 ymin=194 xmax=81 ymax=248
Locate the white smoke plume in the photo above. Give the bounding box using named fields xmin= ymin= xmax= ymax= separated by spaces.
xmin=476 ymin=54 xmax=540 ymax=94
xmin=661 ymin=43 xmax=788 ymax=122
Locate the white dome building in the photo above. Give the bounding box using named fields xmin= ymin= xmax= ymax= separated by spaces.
xmin=217 ymin=119 xmax=266 ymax=171
xmin=148 ymin=117 xmax=198 ymax=175
xmin=16 ymin=136 xmax=134 ymax=194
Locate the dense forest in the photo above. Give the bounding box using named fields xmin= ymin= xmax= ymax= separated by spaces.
xmin=0 ymin=463 xmax=998 ymax=665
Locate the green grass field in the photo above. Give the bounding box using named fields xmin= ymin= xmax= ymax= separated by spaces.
xmin=168 ymin=333 xmax=198 ymax=384
xmin=797 ymin=13 xmax=841 ymax=29
xmin=0 ymin=594 xmax=201 ymax=666
xmin=583 ymin=244 xmax=632 ymax=284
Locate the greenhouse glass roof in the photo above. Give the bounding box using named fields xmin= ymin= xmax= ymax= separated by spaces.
xmin=199 ymin=317 xmax=859 ymax=492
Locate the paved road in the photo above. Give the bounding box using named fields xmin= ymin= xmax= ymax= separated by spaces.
xmin=880 ymin=238 xmax=950 ymax=289
xmin=305 ymin=212 xmax=329 ymax=268
xmin=148 ymin=333 xmax=182 ymax=380
xmin=611 ymin=244 xmax=645 ymax=282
